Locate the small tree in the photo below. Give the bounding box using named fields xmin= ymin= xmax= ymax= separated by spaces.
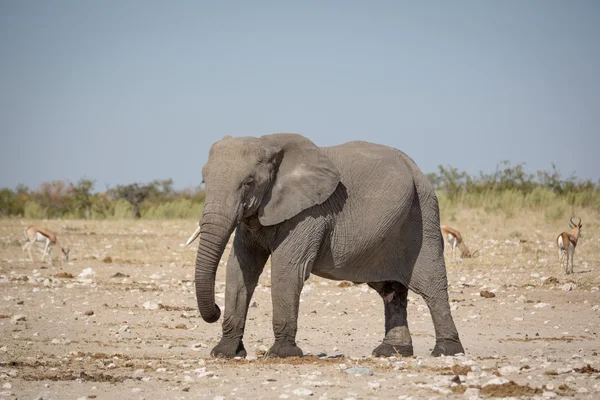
xmin=69 ymin=179 xmax=95 ymax=219
xmin=111 ymin=183 xmax=156 ymax=218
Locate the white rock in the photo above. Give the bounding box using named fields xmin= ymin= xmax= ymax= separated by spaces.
xmin=0 ymin=346 xmax=6 ymax=352
xmin=367 ymin=381 xmax=380 ymax=390
xmin=213 ymin=397 xmax=225 ymax=400
xmin=534 ymin=303 xmax=551 ymax=308
xmin=463 ymin=388 xmax=480 ymax=398
xmin=149 ymin=274 xmax=161 ymax=280
xmin=78 ymin=267 xmax=96 ymax=277
xmin=142 ymin=301 xmax=160 ymax=310
xmin=393 ymin=361 xmax=406 ymax=370
xmin=131 ymin=388 xmax=143 ymax=393
xmin=292 ymin=388 xmax=313 ymax=396
xmin=11 ymin=315 xmax=26 ymax=323
xmin=498 ymin=365 xmax=520 ymax=375
xmin=542 ymin=391 xmax=557 ymax=398
xmin=562 ymin=283 xmax=576 ymax=291
xmin=531 ymin=348 xmax=545 ymax=357
xmin=483 ymin=377 xmax=510 ymax=387
xmin=433 ymin=375 xmax=454 ymax=386
xmin=198 ymin=370 xmax=215 ymax=378
xmin=1 ymin=384 xmax=10 ymax=389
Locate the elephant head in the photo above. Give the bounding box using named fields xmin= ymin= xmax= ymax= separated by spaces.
xmin=190 ymin=133 xmax=341 ymax=323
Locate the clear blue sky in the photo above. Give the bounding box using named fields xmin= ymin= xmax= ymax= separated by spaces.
xmin=1 ymin=0 xmax=599 ymax=191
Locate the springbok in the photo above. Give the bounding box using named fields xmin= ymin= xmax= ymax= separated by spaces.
xmin=441 ymin=225 xmax=472 ymax=259
xmin=557 ymin=217 xmax=582 ymax=275
xmin=22 ymin=226 xmax=69 ymax=265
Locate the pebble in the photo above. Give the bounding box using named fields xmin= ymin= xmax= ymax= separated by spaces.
xmin=463 ymin=388 xmax=480 ymax=398
xmin=498 ymin=365 xmax=520 ymax=375
xmin=532 ymin=348 xmax=545 ymax=357
xmin=143 ymin=301 xmax=160 ymax=310
xmin=78 ymin=267 xmax=96 ymax=278
xmin=483 ymin=377 xmax=510 ymax=386
xmin=344 ymin=368 xmax=374 ymax=376
xmin=367 ymin=381 xmax=380 ymax=390
xmin=562 ymin=283 xmax=576 ymax=291
xmin=11 ymin=315 xmax=26 ymax=323
xmin=292 ymin=388 xmax=313 ymax=396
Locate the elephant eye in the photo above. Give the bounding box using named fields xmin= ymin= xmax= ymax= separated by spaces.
xmin=242 ymin=177 xmax=255 ymax=187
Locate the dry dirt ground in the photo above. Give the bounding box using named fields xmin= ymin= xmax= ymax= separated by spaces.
xmin=1 ymin=211 xmax=599 ymax=399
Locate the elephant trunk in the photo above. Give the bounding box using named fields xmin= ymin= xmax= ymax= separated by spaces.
xmin=194 ymin=204 xmax=237 ymax=323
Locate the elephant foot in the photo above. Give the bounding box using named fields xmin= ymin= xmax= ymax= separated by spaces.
xmin=211 ymin=338 xmax=247 ymax=358
xmin=431 ymin=339 xmax=464 ymax=357
xmin=266 ymin=341 xmax=303 ymax=358
xmin=372 ymin=342 xmax=413 ymax=357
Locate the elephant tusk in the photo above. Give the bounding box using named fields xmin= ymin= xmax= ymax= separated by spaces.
xmin=185 ymin=226 xmax=201 ymax=246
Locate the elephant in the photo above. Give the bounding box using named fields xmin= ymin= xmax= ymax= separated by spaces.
xmin=187 ymin=133 xmax=464 ymax=359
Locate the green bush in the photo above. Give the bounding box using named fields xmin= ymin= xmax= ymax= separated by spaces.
xmin=524 ymin=187 xmax=557 ymax=209
xmin=544 ymin=203 xmax=567 ymax=222
xmin=111 ymin=199 xmax=134 ymax=219
xmin=142 ymin=199 xmax=204 ymax=220
xmin=2 ymin=165 xmax=598 ymax=220
xmin=23 ymin=201 xmax=47 ymax=219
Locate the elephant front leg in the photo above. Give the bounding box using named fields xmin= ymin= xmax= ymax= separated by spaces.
xmin=369 ymin=282 xmax=414 ymax=357
xmin=267 ymin=258 xmax=307 ymax=358
xmin=211 ymin=235 xmax=269 ymax=358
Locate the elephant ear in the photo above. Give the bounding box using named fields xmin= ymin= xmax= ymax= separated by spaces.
xmin=258 ymin=133 xmax=340 ymax=226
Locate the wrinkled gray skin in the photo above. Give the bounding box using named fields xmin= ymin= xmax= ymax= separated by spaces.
xmin=194 ymin=133 xmax=464 ymax=358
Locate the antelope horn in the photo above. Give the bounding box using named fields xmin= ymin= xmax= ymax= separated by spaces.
xmin=569 ymin=216 xmax=581 ymax=228
xmin=185 ymin=226 xmax=201 ymax=246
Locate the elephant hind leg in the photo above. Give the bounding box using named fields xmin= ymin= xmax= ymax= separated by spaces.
xmin=423 ymin=293 xmax=464 ymax=356
xmin=368 ymin=281 xmax=413 ymax=357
